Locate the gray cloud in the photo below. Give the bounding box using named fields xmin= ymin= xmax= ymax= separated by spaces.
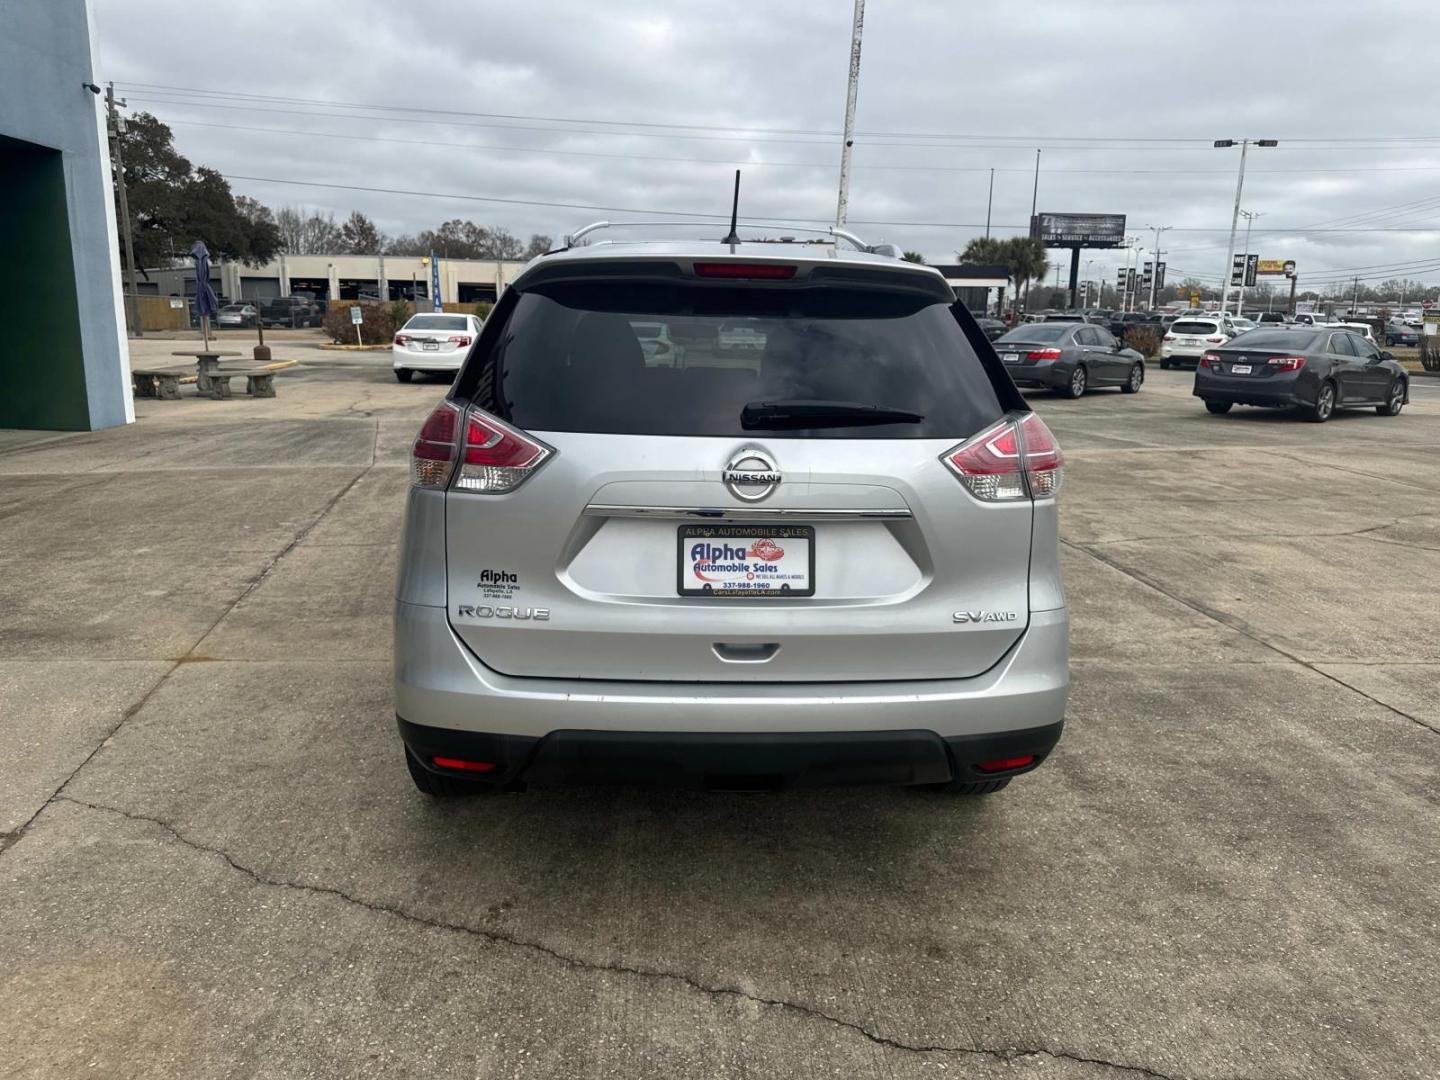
xmin=93 ymin=0 xmax=1440 ymax=293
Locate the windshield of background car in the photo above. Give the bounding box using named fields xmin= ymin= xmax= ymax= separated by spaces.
xmin=1171 ymin=320 xmax=1220 ymax=335
xmin=405 ymin=315 xmax=469 ymax=331
xmin=473 ymin=280 xmax=1004 ymax=439
xmin=1231 ymin=330 xmax=1320 ymax=350
xmin=998 ymin=325 xmax=1068 ymax=343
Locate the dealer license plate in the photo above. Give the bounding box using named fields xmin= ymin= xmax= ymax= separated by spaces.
xmin=422 ymin=340 xmax=440 ymax=351
xmin=1231 ymin=364 xmax=1252 ymax=374
xmin=677 ymin=524 xmax=815 ymax=597
xmin=1002 ymin=352 xmax=1020 ymax=364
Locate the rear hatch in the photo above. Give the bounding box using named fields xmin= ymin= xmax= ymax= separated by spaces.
xmin=1167 ymin=319 xmax=1224 ymax=351
xmin=439 ymin=260 xmax=1043 ymax=683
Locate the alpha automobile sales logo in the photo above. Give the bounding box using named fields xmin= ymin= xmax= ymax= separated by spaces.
xmin=747 ymin=538 xmax=785 ymax=562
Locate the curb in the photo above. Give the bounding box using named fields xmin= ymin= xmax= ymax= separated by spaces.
xmin=319 ymin=343 xmax=390 ymax=352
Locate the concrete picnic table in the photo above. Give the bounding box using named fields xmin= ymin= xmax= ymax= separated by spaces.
xmin=171 ymin=350 xmax=242 ymax=397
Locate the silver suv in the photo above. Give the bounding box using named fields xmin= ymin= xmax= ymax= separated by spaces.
xmin=394 ymin=225 xmax=1068 ymax=795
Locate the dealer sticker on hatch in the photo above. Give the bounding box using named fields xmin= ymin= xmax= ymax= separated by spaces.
xmin=678 ymin=524 xmax=815 ymax=597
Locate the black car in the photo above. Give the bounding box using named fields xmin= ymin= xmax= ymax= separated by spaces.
xmin=1194 ymin=327 xmax=1408 ymax=422
xmin=994 ymin=323 xmax=1146 ymax=398
xmin=260 ymin=295 xmax=324 ymax=328
xmin=1384 ymin=322 xmax=1420 ymax=347
xmin=974 ymin=317 xmax=1008 ymax=342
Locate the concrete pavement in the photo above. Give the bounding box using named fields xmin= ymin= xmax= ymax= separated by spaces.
xmin=2 ymin=356 xmax=1438 ymax=1079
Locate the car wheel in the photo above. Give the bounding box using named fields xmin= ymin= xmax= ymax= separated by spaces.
xmin=1376 ymin=378 xmax=1405 ymax=416
xmin=1305 ymin=381 xmax=1337 ymax=423
xmin=1204 ymin=400 xmax=1233 ymax=415
xmin=923 ymin=777 xmax=1012 ymax=795
xmin=395 ymin=368 xmax=413 ymax=383
xmin=1060 ymin=365 xmax=1088 ymax=399
xmin=404 ymin=748 xmax=495 ymax=797
xmin=1121 ymin=362 xmax=1144 ymax=394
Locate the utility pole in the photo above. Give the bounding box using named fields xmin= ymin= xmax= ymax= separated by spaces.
xmin=985 ymin=167 xmax=994 ymax=239
xmin=1147 ymin=224 xmax=1171 ymax=311
xmin=1237 ymin=210 xmax=1262 ymax=316
xmin=106 ymin=82 xmax=143 ymax=337
xmin=834 ymin=0 xmax=865 ymax=226
xmin=1215 ymin=138 xmax=1277 ymax=314
xmin=1351 ymin=275 xmax=1360 ymax=316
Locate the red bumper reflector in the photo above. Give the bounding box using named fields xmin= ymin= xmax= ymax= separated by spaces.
xmin=433 ymin=756 xmax=498 ymax=773
xmin=976 ymin=755 xmax=1036 ymax=773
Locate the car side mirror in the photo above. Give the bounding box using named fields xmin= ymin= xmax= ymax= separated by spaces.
xmin=1378 ymin=351 xmax=1394 ymax=363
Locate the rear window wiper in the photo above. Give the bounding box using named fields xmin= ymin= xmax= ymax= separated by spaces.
xmin=741 ymin=399 xmax=924 ymax=429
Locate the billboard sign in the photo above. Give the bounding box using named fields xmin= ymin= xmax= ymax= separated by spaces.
xmin=1030 ymin=213 xmax=1127 ymax=247
xmin=1257 ymin=259 xmax=1297 ymax=277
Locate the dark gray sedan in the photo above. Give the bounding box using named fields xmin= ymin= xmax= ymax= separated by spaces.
xmin=993 ymin=323 xmax=1146 ymax=398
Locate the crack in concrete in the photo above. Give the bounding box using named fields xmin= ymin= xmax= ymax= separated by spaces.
xmin=0 ymin=466 xmax=374 ymax=864
xmin=1078 ymin=510 xmax=1440 ymax=548
xmin=1062 ymin=539 xmax=1440 ymax=737
xmin=51 ymin=794 xmax=1204 ymax=1080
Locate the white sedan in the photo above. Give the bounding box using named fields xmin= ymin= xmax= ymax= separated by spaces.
xmin=393 ymin=313 xmax=484 ymax=382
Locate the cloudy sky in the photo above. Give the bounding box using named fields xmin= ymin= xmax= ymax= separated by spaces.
xmin=92 ymin=0 xmax=1440 ymax=296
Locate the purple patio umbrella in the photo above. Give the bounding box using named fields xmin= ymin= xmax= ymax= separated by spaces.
xmin=190 ymin=240 xmax=220 ymax=349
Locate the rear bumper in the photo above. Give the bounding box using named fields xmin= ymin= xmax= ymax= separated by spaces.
xmin=1193 ymin=370 xmax=1306 ymax=407
xmin=394 ymin=600 xmax=1067 ymax=748
xmin=392 ymin=347 xmax=463 ymax=371
xmin=1004 ymin=362 xmax=1070 ymax=388
xmin=400 ymin=716 xmax=1063 ymax=789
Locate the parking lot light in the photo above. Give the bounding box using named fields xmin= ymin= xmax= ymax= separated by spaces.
xmin=1216 ymin=139 xmax=1279 ymax=313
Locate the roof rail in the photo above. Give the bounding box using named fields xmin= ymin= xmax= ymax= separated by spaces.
xmin=559 ymin=220 xmax=876 ymax=253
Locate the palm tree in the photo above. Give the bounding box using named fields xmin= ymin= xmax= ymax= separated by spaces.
xmin=901 ymin=251 xmax=926 ymax=264
xmin=1003 ymin=237 xmax=1048 ymax=314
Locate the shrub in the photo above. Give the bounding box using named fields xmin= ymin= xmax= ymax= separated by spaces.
xmin=389 ymin=299 xmax=413 ymax=331
xmin=1124 ymin=326 xmax=1161 ymax=357
xmin=474 ymin=301 xmax=493 ymax=320
xmin=322 ymin=303 xmax=397 ymax=345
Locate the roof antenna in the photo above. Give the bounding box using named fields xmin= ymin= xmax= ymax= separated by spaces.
xmin=722 ymin=169 xmax=741 ymax=246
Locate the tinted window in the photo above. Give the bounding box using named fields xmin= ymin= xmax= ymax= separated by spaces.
xmin=1043 ymin=314 xmax=1084 ymax=323
xmin=1235 ymin=330 xmax=1320 ymax=351
xmin=1093 ymin=329 xmax=1118 ymax=348
xmin=998 ymin=324 xmax=1069 ymax=343
xmin=1171 ymin=320 xmax=1219 ymax=335
xmin=1075 ymin=328 xmax=1099 ymax=346
xmin=1328 ymin=333 xmax=1356 ymax=356
xmin=476 ymin=282 xmax=1004 ymax=439
xmin=1351 ymin=337 xmax=1381 ymax=360
xmin=406 ymin=315 xmax=470 ymax=331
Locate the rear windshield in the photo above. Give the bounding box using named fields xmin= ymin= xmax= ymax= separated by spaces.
xmin=406 ymin=315 xmax=469 ymax=331
xmin=1171 ymin=320 xmax=1219 ymax=334
xmin=471 ymin=281 xmax=1004 ymax=439
xmin=998 ymin=325 xmax=1068 ymax=342
xmin=1228 ymin=330 xmax=1319 ymax=350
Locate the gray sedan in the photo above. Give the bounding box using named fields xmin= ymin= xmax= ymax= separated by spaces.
xmin=994 ymin=323 xmax=1146 ymax=398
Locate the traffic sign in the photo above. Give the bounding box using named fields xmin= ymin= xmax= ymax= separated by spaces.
xmin=349 ymin=306 xmax=363 ymax=325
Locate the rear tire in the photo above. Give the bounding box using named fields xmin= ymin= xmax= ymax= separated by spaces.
xmin=1060 ymin=365 xmax=1087 ymax=398
xmin=394 ymin=368 xmax=413 ymax=383
xmin=1377 ymin=378 xmax=1405 ymax=416
xmin=1160 ymin=358 xmax=1171 ymax=370
xmin=1121 ymin=362 xmax=1144 ymax=394
xmin=923 ymin=777 xmax=1012 ymax=795
xmin=1204 ymin=400 xmax=1233 ymax=415
xmin=1305 ymin=381 xmax=1337 ymax=423
xmin=404 ymin=748 xmax=494 ymax=797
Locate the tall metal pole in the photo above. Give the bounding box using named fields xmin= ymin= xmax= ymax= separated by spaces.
xmin=985 ymin=168 xmax=994 ymax=238
xmin=106 ymin=82 xmax=143 ymax=338
xmin=1219 ymin=139 xmax=1249 ymax=315
xmin=1148 ymin=224 xmax=1171 ymax=311
xmin=1030 ymin=149 xmax=1041 ymax=220
xmin=1237 ymin=210 xmax=1261 ymax=316
xmin=834 ymin=0 xmax=866 ymax=227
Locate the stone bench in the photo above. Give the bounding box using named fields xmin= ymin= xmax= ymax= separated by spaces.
xmin=131 ymin=366 xmax=192 ymax=400
xmin=131 ymin=361 xmax=282 ymax=400
xmin=207 ymin=365 xmax=278 ymax=399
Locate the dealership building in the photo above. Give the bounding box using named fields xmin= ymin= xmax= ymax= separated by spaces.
xmin=139 ymin=253 xmax=531 ymax=306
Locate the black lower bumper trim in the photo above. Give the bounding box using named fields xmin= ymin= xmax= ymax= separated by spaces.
xmin=398 ymin=718 xmax=1064 ymax=791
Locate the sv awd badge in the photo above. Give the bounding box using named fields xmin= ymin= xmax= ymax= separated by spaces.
xmin=456 ymin=605 xmax=550 ymax=621
xmin=953 ymin=610 xmax=1019 ymax=624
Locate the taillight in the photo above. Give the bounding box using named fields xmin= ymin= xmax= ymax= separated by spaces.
xmin=447 ymin=335 xmax=472 ymax=347
xmin=1199 ymin=352 xmax=1221 ymax=368
xmin=1025 ymin=347 xmax=1062 ymax=362
xmin=942 ymin=413 xmax=1064 ymax=502
xmin=1162 ymin=334 xmax=1175 ymax=341
xmin=1267 ymin=356 xmax=1306 ymax=372
xmin=411 ymin=400 xmax=462 ymax=488
xmin=454 ymin=410 xmax=552 ymax=494
xmin=394 ymin=334 xmax=409 ymax=346
xmin=693 ymin=262 xmax=797 ymax=279
xmin=1206 ymin=336 xmax=1225 ymax=343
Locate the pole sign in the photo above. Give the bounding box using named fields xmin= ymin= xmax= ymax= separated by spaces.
xmin=1126 ymin=268 xmax=1137 ymax=294
xmin=1030 ymin=212 xmax=1127 ymax=247
xmin=1142 ymin=261 xmax=1153 ymax=289
xmin=428 ymin=251 xmax=443 ymax=313
xmin=1116 ymin=268 xmax=1127 ymax=291
xmin=1230 ymin=254 xmax=1246 ymax=287
xmin=1155 ymin=262 xmax=1167 ymax=289
xmin=1244 ymin=254 xmax=1260 ymax=288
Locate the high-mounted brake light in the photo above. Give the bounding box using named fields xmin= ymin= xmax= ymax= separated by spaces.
xmin=410 ymin=400 xmax=462 ymax=488
xmin=454 ymin=410 xmax=552 ymax=494
xmin=1026 ymin=347 xmax=1062 ymax=362
xmin=942 ymin=413 xmax=1064 ymax=502
xmin=693 ymin=262 xmax=797 ymax=280
xmin=1266 ymin=356 xmax=1306 ymax=372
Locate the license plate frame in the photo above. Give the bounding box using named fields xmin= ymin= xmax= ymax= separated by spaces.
xmin=1231 ymin=364 xmax=1252 ymax=374
xmin=1002 ymin=351 xmax=1020 ymax=364
xmin=677 ymin=524 xmax=815 ymax=598
xmin=421 ymin=340 xmax=440 ymax=351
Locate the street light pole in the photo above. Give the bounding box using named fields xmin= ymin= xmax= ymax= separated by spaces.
xmin=834 ymin=0 xmax=866 ymax=226
xmin=985 ymin=167 xmax=994 ymax=239
xmin=1147 ymin=224 xmax=1171 ymax=311
xmin=1215 ymin=138 xmax=1277 ymax=314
